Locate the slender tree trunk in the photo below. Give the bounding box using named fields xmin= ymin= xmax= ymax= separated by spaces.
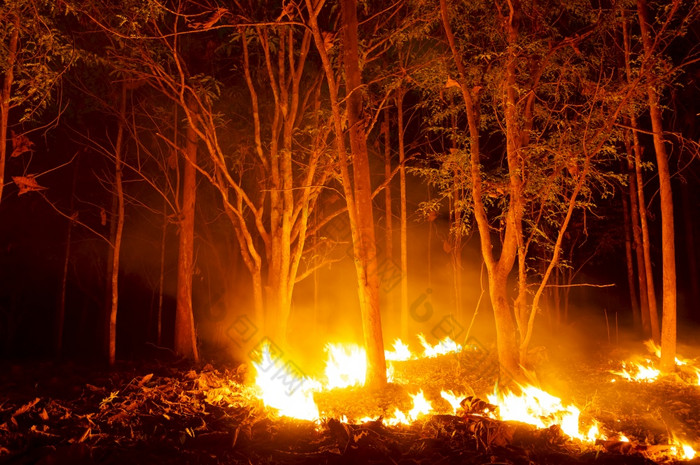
xmin=622 ymin=179 xmax=641 ymax=328
xmin=449 ymin=109 xmax=464 ymax=327
xmin=632 ymin=118 xmax=659 ymax=340
xmin=622 ymin=6 xmax=659 ymax=340
xmin=306 ymin=0 xmax=387 ymax=387
xmin=157 ymin=201 xmax=166 ymax=346
xmin=637 ymin=0 xmax=676 ymax=372
xmin=490 ymin=270 xmax=522 ymax=380
xmin=341 ymin=0 xmax=386 ymax=387
xmin=382 ymin=107 xmax=394 ymax=319
xmin=681 ymin=182 xmax=700 ymax=307
xmin=0 ymin=16 xmax=19 ymax=206
xmin=397 ymin=89 xmax=409 ymax=341
xmin=57 ymin=160 xmax=79 ymax=356
xmin=626 ymin=135 xmax=650 ymax=333
xmin=108 ymin=84 xmax=127 ymax=366
xmin=439 ymin=0 xmax=523 ymax=382
xmin=174 ymin=107 xmax=199 ymax=361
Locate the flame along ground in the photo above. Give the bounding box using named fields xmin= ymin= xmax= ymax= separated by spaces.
xmin=610 ymin=340 xmax=700 ymax=385
xmin=252 ymin=336 xmax=697 ymax=461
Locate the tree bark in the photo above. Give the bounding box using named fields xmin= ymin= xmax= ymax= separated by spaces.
xmin=622 ymin=180 xmax=640 ymax=328
xmin=57 ymin=160 xmax=79 ymax=356
xmin=681 ymin=182 xmax=700 ymax=308
xmin=625 ymin=134 xmax=649 ymax=333
xmin=174 ymin=102 xmax=200 ymax=361
xmin=108 ymin=84 xmax=127 ymax=366
xmin=341 ymin=0 xmax=387 ymax=387
xmin=439 ymin=0 xmax=523 ymax=382
xmin=0 ymin=15 xmax=19 ymax=206
xmin=306 ymin=0 xmax=387 ymax=387
xmin=622 ymin=10 xmax=659 ymax=340
xmin=382 ymin=107 xmax=394 ymax=320
xmin=637 ymin=0 xmax=677 ymax=372
xmin=397 ymin=89 xmax=409 ymax=340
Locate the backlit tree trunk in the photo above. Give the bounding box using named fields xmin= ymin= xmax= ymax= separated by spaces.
xmin=625 ymin=135 xmax=649 ymax=333
xmin=397 ymin=89 xmax=409 ymax=340
xmin=0 ymin=15 xmax=19 ymax=206
xmin=341 ymin=0 xmax=387 ymax=387
xmin=383 ymin=107 xmax=394 ymax=320
xmin=439 ymin=0 xmax=523 ymax=382
xmin=108 ymin=83 xmax=127 ymax=366
xmin=306 ymin=0 xmax=387 ymax=387
xmin=622 ymin=182 xmax=641 ymax=328
xmin=622 ymin=11 xmax=659 ymax=340
xmin=174 ymin=106 xmax=199 ymax=361
xmin=637 ymin=0 xmax=677 ymax=372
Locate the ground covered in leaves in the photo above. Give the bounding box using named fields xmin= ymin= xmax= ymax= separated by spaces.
xmin=1 ymin=342 xmax=699 ymax=465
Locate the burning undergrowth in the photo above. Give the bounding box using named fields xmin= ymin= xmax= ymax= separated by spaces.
xmin=0 ymin=339 xmax=699 ymax=464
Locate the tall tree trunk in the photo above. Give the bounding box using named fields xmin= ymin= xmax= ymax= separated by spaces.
xmin=626 ymin=135 xmax=650 ymax=333
xmin=57 ymin=160 xmax=79 ymax=356
xmin=622 ymin=183 xmax=640 ymax=328
xmin=449 ymin=108 xmax=464 ymax=327
xmin=341 ymin=0 xmax=387 ymax=387
xmin=637 ymin=0 xmax=676 ymax=372
xmin=306 ymin=0 xmax=387 ymax=387
xmin=681 ymin=182 xmax=700 ymax=308
xmin=397 ymin=89 xmax=409 ymax=341
xmin=632 ymin=118 xmax=659 ymax=340
xmin=0 ymin=15 xmax=19 ymax=206
xmin=157 ymin=198 xmax=167 ymax=346
xmin=382 ymin=107 xmax=394 ymax=320
xmin=174 ymin=107 xmax=199 ymax=361
xmin=439 ymin=0 xmax=523 ymax=382
xmin=108 ymin=84 xmax=127 ymax=366
xmin=622 ymin=11 xmax=659 ymax=341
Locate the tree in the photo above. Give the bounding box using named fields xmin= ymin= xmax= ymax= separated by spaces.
xmin=174 ymin=96 xmax=199 ymax=361
xmin=637 ymin=0 xmax=677 ymax=371
xmin=436 ymin=0 xmax=635 ymax=380
xmin=1 ymin=0 xmax=72 ymax=204
xmin=305 ymin=0 xmax=388 ymax=387
xmin=107 ymin=83 xmax=127 ymax=365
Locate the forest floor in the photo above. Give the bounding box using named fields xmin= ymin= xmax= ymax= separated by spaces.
xmin=1 ymin=339 xmax=700 ymax=465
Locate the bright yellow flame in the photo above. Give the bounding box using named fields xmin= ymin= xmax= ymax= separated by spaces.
xmin=644 ymin=339 xmax=691 ymax=366
xmin=681 ymin=444 xmax=696 ymax=460
xmin=611 ymin=360 xmax=660 ymax=382
xmin=408 ymin=390 xmax=433 ymax=420
xmin=440 ymin=390 xmax=463 ymax=415
xmin=385 ymin=338 xmax=412 ymax=361
xmin=488 ymin=385 xmax=595 ymax=442
xmin=418 ymin=334 xmax=462 ymax=358
xmin=667 ymin=435 xmax=697 ymax=460
xmin=586 ymin=422 xmax=604 ymax=442
xmin=323 ymin=343 xmax=367 ymax=389
xmin=252 ymin=343 xmax=320 ymax=421
xmin=384 ymin=391 xmax=434 ymax=426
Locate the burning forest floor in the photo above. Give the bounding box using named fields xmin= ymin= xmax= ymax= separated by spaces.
xmin=1 ymin=339 xmax=700 ymax=465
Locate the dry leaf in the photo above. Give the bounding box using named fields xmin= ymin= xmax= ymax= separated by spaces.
xmin=188 ymin=7 xmax=227 ymax=29
xmin=10 ymin=131 xmax=34 ymax=158
xmin=445 ymin=77 xmax=462 ymax=89
xmin=100 ymin=208 xmax=107 ymax=226
xmin=167 ymin=150 xmax=178 ymax=170
xmin=322 ymin=32 xmax=335 ymax=52
xmin=12 ymin=397 xmax=40 ymax=417
xmin=12 ymin=176 xmax=46 ymax=196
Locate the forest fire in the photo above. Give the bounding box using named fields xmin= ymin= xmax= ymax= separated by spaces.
xmin=611 ymin=340 xmax=700 ymax=385
xmin=251 ymin=337 xmax=697 ymax=462
xmin=2 ymin=0 xmax=700 ymax=463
